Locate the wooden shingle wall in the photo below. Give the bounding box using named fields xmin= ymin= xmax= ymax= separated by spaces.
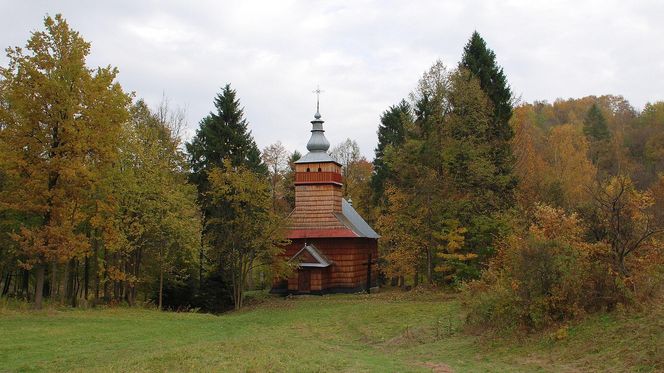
xmin=282 ymin=238 xmax=378 ymax=291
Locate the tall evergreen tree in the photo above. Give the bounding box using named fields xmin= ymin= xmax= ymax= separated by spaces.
xmin=371 ymin=100 xmax=412 ymax=204
xmin=187 ymin=84 xmax=264 ymax=182
xmin=186 ymin=84 xmax=265 ymax=287
xmin=583 ymin=103 xmax=611 ymax=142
xmin=461 ymin=31 xmax=516 ymax=206
xmin=186 ymin=84 xmax=265 ymax=204
xmin=380 ymin=63 xmax=505 ymax=284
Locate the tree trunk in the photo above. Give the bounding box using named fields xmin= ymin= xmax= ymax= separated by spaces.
xmin=426 ymin=247 xmax=433 ymax=284
xmin=70 ymin=259 xmax=78 ymax=307
xmin=0 ymin=268 xmax=5 ymax=296
xmin=33 ymin=264 xmax=45 ymax=309
xmin=122 ymin=260 xmax=129 ymax=305
xmin=66 ymin=259 xmax=74 ymax=305
xmin=234 ymin=279 xmax=243 ymax=310
xmin=50 ymin=261 xmax=57 ymax=298
xmin=199 ymin=246 xmax=203 ymax=288
xmin=246 ymin=267 xmax=254 ymax=290
xmin=233 ymin=253 xmax=244 ymax=310
xmin=21 ymin=269 xmax=29 ymax=300
xmin=132 ymin=247 xmax=142 ymax=306
xmin=158 ymin=245 xmax=164 ymax=311
xmin=93 ymin=239 xmax=99 ymax=304
xmin=102 ymin=248 xmax=109 ymax=302
xmin=84 ymin=256 xmax=89 ymax=300
xmin=617 ymin=255 xmax=629 ymax=277
xmin=158 ymin=266 xmax=164 ymax=311
xmin=61 ymin=261 xmax=69 ymax=303
xmin=1 ymin=271 xmax=11 ymax=296
xmin=13 ymin=269 xmax=19 ymax=295
xmin=233 ymin=262 xmax=241 ymax=310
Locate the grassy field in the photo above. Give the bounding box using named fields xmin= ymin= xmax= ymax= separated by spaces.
xmin=0 ymin=290 xmax=662 ymax=372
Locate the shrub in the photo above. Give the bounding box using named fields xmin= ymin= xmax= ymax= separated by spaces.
xmin=462 ymin=204 xmax=630 ymax=333
xmin=463 ymin=237 xmax=592 ymax=332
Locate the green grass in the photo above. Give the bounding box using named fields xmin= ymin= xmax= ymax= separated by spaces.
xmin=0 ymin=291 xmax=662 ymax=372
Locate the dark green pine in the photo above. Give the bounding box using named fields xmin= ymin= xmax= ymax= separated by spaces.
xmin=371 ymin=99 xmax=412 ymax=204
xmin=187 ymin=83 xmax=266 ymax=181
xmin=186 ymin=83 xmax=266 ymax=228
xmin=583 ymin=103 xmax=611 ymax=142
xmin=460 ymin=31 xmax=516 ymax=206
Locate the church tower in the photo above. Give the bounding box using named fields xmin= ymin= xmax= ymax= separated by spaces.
xmin=272 ymin=94 xmax=379 ymax=295
xmin=290 ymin=108 xmax=346 ymax=232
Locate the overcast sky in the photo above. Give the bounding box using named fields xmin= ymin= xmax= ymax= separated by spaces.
xmin=2 ymin=1 xmax=663 ymax=158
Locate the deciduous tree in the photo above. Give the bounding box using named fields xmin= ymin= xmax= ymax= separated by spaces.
xmin=544 ymin=124 xmax=597 ymax=208
xmin=331 ymin=138 xmax=361 ymax=196
xmin=186 ymin=84 xmax=266 ymax=290
xmin=261 ymin=141 xmax=289 ymax=211
xmin=0 ymin=14 xmax=130 ymax=308
xmin=109 ymin=100 xmax=200 ymax=309
xmin=590 ymin=175 xmax=663 ymax=276
xmin=206 ymin=161 xmax=289 ymax=309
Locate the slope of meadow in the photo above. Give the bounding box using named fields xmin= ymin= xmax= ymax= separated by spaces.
xmin=0 ymin=291 xmax=661 ymax=372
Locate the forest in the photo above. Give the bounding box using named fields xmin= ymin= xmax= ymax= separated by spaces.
xmin=1 ymin=14 xmax=663 ymax=336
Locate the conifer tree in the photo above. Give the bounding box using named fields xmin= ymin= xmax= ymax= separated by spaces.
xmin=186 ymin=83 xmax=265 ymax=215
xmin=186 ymin=84 xmax=265 ymax=292
xmin=461 ymin=31 xmax=516 ymax=206
xmin=380 ymin=62 xmax=509 ymax=284
xmin=371 ymin=100 xmax=412 ymax=204
xmin=583 ymin=103 xmax=611 ymax=142
xmin=187 ymin=84 xmax=264 ymax=179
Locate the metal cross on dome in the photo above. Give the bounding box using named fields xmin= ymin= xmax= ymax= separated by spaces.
xmin=312 ymin=85 xmax=324 ymax=114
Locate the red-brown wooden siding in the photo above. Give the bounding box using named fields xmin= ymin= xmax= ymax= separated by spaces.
xmin=280 ymin=237 xmax=378 ymax=291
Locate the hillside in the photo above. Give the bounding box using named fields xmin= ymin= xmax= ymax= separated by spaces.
xmin=1 ymin=291 xmax=661 ymax=372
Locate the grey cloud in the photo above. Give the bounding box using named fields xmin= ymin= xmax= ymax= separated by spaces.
xmin=1 ymin=0 xmax=662 ymax=158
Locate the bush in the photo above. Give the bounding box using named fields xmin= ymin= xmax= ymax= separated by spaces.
xmin=462 ymin=204 xmax=630 ymax=333
xmin=463 ymin=237 xmax=593 ymax=332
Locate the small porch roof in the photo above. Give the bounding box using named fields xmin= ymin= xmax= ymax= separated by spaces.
xmin=290 ymin=244 xmax=332 ymax=268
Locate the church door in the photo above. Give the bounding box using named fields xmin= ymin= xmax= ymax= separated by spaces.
xmin=298 ymin=270 xmax=311 ymax=293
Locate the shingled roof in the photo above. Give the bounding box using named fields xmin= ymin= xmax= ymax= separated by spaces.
xmin=288 ymin=198 xmax=380 ymax=239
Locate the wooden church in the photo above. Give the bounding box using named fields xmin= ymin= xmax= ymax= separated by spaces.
xmin=272 ymin=100 xmax=379 ymax=295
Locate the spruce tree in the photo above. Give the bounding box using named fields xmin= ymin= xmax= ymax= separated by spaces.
xmin=187 ymin=84 xmax=265 ymax=190
xmin=189 ymin=85 xmax=265 ymax=173
xmin=371 ymin=100 xmax=412 ymax=204
xmin=583 ymin=103 xmax=611 ymax=142
xmin=186 ymin=84 xmax=265 ymax=281
xmin=460 ymin=31 xmax=516 ymax=206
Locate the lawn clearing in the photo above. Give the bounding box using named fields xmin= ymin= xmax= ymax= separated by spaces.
xmin=0 ymin=291 xmax=661 ymax=372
